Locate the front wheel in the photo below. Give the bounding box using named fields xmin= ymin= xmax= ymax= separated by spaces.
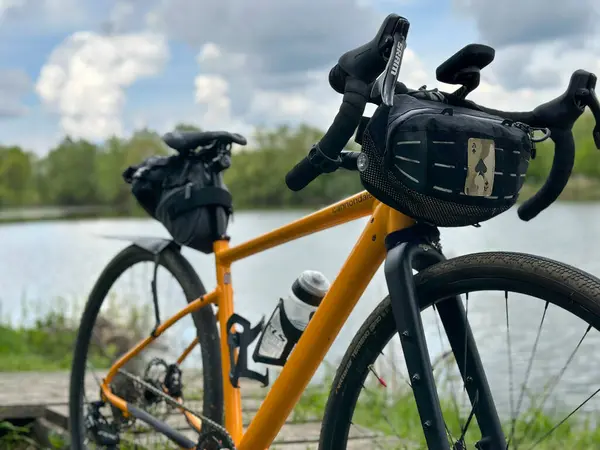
xmin=320 ymin=252 xmax=600 ymax=449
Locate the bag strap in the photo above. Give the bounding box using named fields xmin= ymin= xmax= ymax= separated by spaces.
xmin=354 ymin=116 xmax=371 ymax=145
xmin=167 ymin=185 xmax=233 ymax=218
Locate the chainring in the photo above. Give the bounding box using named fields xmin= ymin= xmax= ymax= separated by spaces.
xmin=196 ymin=429 xmax=236 ymax=450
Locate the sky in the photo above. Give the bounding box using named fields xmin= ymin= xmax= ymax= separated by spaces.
xmin=0 ymin=0 xmax=599 ymax=155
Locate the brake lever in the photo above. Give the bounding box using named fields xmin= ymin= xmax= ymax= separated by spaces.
xmin=371 ymin=18 xmax=410 ymax=107
xmin=584 ymin=84 xmax=600 ymax=149
xmin=573 ymin=72 xmax=600 ymax=149
xmin=589 ymin=95 xmax=600 ymax=150
xmin=369 ymin=78 xmax=409 ymax=105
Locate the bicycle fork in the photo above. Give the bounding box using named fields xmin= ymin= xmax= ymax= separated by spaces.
xmin=384 ymin=224 xmax=505 ymax=450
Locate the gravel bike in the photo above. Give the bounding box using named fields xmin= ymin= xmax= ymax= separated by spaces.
xmin=69 ymin=13 xmax=600 ymax=450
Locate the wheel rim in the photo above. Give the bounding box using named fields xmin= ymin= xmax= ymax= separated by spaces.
xmin=337 ymin=286 xmax=600 ymax=449
xmin=70 ymin=250 xmax=218 ymax=449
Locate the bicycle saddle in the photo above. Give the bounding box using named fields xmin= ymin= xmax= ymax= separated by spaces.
xmin=163 ymin=130 xmax=247 ymax=153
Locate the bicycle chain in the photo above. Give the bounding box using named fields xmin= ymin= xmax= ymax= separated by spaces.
xmin=113 ymin=369 xmax=236 ymax=449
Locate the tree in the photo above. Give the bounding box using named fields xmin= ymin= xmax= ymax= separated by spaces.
xmin=1 ymin=114 xmax=599 ymax=211
xmin=174 ymin=123 xmax=202 ymax=132
xmin=95 ymin=130 xmax=170 ymax=212
xmin=41 ymin=137 xmax=101 ymax=206
xmin=0 ymin=145 xmax=37 ymax=207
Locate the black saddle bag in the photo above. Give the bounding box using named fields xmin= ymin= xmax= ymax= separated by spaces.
xmin=358 ymin=92 xmax=535 ymax=227
xmin=123 ymin=154 xmax=232 ymax=254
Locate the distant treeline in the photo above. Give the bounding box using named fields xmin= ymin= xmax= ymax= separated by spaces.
xmin=0 ymin=115 xmax=599 ymax=212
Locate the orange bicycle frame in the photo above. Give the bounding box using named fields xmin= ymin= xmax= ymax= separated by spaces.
xmin=100 ymin=191 xmax=416 ymax=449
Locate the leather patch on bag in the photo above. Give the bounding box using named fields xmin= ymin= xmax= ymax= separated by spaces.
xmin=465 ymin=137 xmax=495 ymax=197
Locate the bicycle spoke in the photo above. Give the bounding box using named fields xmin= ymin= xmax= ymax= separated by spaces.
xmin=526 ymin=386 xmax=600 ymax=450
xmin=516 ymin=324 xmax=592 ymax=446
xmin=378 ymin=348 xmax=412 ymax=389
xmin=507 ymin=301 xmax=549 ymax=449
xmin=358 ymin=375 xmax=409 ymax=450
xmin=457 ymin=390 xmax=479 ymax=447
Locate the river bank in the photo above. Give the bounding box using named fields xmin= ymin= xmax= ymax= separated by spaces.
xmin=2 ymin=176 xmax=600 ymax=225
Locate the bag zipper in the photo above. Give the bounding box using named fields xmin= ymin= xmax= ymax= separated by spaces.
xmin=156 ymin=181 xmax=194 ymax=215
xmin=389 ymin=106 xmax=513 ymax=130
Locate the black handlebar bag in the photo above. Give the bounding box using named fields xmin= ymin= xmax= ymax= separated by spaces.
xmin=358 ymin=93 xmax=535 ymax=227
xmin=123 ymin=154 xmax=232 ymax=254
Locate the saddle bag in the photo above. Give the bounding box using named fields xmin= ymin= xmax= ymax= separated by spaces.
xmin=123 ymin=154 xmax=232 ymax=254
xmin=357 ymin=92 xmax=535 ymax=227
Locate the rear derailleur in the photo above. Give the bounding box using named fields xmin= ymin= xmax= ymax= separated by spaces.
xmin=85 ymin=401 xmax=120 ymax=448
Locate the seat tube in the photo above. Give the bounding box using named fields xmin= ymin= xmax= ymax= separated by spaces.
xmin=214 ymin=240 xmax=244 ymax=444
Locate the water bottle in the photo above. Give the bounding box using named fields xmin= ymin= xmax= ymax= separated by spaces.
xmin=253 ymin=270 xmax=330 ymax=367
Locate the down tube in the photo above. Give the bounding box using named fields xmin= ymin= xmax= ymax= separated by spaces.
xmin=239 ymin=203 xmax=391 ymax=450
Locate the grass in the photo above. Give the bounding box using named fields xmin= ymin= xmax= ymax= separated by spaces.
xmin=0 ymin=294 xmax=153 ymax=372
xmin=292 ymin=373 xmax=600 ymax=449
xmin=1 ymin=302 xmax=599 ymax=448
xmin=0 ymin=311 xmax=112 ymax=372
xmin=0 ymin=298 xmax=165 ymax=449
xmin=0 ymin=420 xmax=68 ymax=450
xmin=291 ymin=355 xmax=600 ymax=450
xmin=0 ymin=421 xmax=41 ymax=449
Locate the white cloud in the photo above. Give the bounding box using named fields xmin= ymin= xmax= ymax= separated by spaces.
xmin=194 ymin=74 xmax=233 ymax=127
xmin=92 ymin=0 xmax=596 ymax=136
xmin=441 ymin=42 xmax=600 ymax=114
xmin=0 ymin=0 xmax=25 ymax=20
xmin=190 ymin=43 xmax=568 ymax=138
xmin=198 ymin=42 xmax=221 ymax=62
xmin=107 ymin=2 xmax=136 ymax=32
xmin=0 ymin=0 xmax=85 ymax=27
xmin=453 ymin=0 xmax=600 ymax=92
xmin=35 ymin=31 xmax=169 ymax=140
xmin=17 ymin=0 xmax=600 ymax=149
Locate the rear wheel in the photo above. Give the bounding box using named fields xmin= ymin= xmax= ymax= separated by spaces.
xmin=69 ymin=244 xmax=223 ymax=449
xmin=320 ymin=252 xmax=600 ymax=449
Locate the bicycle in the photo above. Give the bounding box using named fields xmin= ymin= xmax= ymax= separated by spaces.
xmin=69 ymin=13 xmax=600 ymax=450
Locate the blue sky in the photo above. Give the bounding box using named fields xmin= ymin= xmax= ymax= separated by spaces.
xmin=1 ymin=0 xmax=598 ymax=154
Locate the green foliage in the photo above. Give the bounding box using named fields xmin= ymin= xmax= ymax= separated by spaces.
xmin=293 ymin=375 xmax=600 ymax=449
xmin=0 ymin=314 xmax=112 ymax=372
xmin=0 ymin=294 xmax=153 ymax=372
xmin=224 ymin=125 xmax=363 ymax=208
xmin=0 ymin=146 xmax=39 ymax=207
xmin=0 ymin=420 xmax=67 ymax=449
xmin=1 ymin=116 xmax=600 ymax=212
xmin=0 ymin=421 xmax=40 ymax=449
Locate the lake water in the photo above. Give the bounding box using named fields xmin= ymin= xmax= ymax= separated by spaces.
xmin=2 ymin=203 xmax=600 ymax=416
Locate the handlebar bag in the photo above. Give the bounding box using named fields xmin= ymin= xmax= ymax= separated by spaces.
xmin=123 ymin=154 xmax=232 ymax=254
xmin=358 ymin=92 xmax=535 ymax=227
